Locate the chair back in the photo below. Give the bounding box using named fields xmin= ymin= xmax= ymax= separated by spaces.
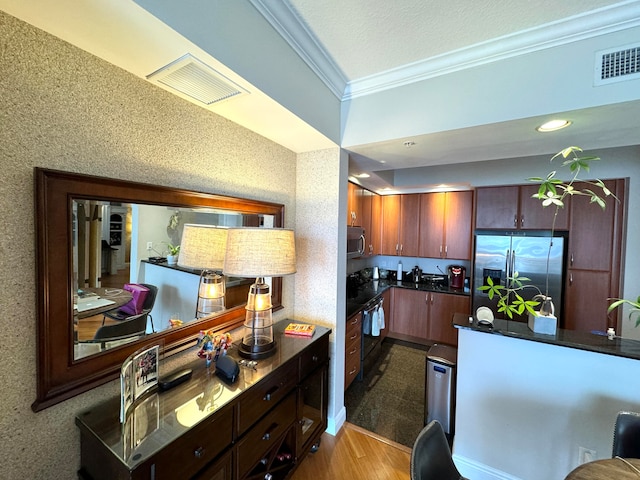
xmin=613 ymin=411 xmax=640 ymax=458
xmin=93 ymin=313 xmax=148 ymax=344
xmin=139 ymin=283 xmax=158 ymax=312
xmin=411 ymin=420 xmax=466 ymax=480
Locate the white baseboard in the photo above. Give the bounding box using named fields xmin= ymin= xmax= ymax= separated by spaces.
xmin=326 ymin=405 xmax=346 ymax=436
xmin=453 ymin=454 xmax=522 ymax=480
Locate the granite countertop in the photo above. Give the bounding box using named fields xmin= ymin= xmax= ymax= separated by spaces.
xmin=346 ymin=279 xmax=470 ymax=318
xmin=453 ymin=312 xmax=640 ymax=361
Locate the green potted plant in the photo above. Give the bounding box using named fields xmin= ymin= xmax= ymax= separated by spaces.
xmin=608 ymin=297 xmax=640 ymax=327
xmin=479 ymin=146 xmax=616 ymax=331
xmin=166 ymin=243 xmax=180 ymax=265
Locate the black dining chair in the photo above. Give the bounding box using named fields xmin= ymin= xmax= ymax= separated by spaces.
xmin=92 ymin=313 xmax=149 ymax=350
xmin=103 ymin=283 xmax=157 ymax=332
xmin=411 ymin=420 xmax=468 ymax=480
xmin=612 ymin=411 xmax=640 ymax=458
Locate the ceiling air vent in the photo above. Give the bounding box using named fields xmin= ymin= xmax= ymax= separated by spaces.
xmin=594 ymin=43 xmax=640 ymax=86
xmin=147 ymin=54 xmax=246 ymax=105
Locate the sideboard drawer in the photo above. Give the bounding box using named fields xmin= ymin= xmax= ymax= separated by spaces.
xmin=235 ymin=392 xmax=297 ymax=479
xmin=236 ymin=359 xmax=298 ymax=435
xmin=299 ymin=334 xmax=329 ymax=380
xmin=153 ymin=404 xmax=233 ymax=480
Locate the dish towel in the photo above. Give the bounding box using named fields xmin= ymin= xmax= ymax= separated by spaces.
xmin=371 ymin=308 xmax=380 ymax=336
xmin=379 ymin=305 xmax=385 ymax=330
xmin=363 ymin=310 xmax=371 ymax=335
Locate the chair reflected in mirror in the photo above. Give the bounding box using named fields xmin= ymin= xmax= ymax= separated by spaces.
xmin=102 ymin=283 xmax=157 ymax=333
xmin=92 ymin=314 xmax=149 ymax=350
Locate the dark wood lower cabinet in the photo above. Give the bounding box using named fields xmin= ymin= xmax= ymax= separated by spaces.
xmin=76 ymin=322 xmax=330 ymax=480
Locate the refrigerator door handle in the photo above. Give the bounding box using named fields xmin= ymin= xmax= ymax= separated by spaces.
xmin=505 ymin=249 xmax=511 ymax=279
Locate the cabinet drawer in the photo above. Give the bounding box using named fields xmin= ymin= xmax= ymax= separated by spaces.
xmin=346 ymin=313 xmax=361 ymax=337
xmin=236 ymin=360 xmax=298 ymax=435
xmin=345 ymin=338 xmax=361 ymax=390
xmin=299 ymin=333 xmax=329 ymax=380
xmin=236 ymin=392 xmax=297 ymax=479
xmin=153 ymin=404 xmax=233 ymax=480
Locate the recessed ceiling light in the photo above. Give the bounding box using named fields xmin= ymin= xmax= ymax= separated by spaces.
xmin=536 ymin=119 xmax=572 ymax=132
xmin=403 ymin=141 xmax=416 ymax=148
xmin=356 ymin=173 xmax=370 ymax=178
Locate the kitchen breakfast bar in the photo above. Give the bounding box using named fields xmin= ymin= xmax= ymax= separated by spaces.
xmin=452 ymin=314 xmax=640 ymax=480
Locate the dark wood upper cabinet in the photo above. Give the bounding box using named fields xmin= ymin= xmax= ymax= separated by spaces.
xmin=381 ymin=195 xmax=401 ymax=255
xmin=475 ymin=185 xmax=569 ymax=230
xmin=419 ymin=191 xmax=473 ymax=260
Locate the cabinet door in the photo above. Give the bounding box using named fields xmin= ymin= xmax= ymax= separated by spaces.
xmin=390 ymin=288 xmax=428 ymax=340
xmin=564 ymin=270 xmax=612 ymax=333
xmin=297 ymin=364 xmax=328 ymax=457
xmin=399 ymin=194 xmax=421 ymax=257
xmin=347 ymin=182 xmax=360 ymax=226
xmin=475 ymin=186 xmax=519 ymax=229
xmin=443 ymin=191 xmax=473 ymax=260
xmin=370 ymin=193 xmax=382 ymax=256
xmin=568 ymin=180 xmax=617 ymax=271
xmin=428 ymin=293 xmax=470 ymax=346
xmin=519 ymin=185 xmax=570 ymax=230
xmin=381 ymin=195 xmax=401 ymax=255
xmin=193 ymin=451 xmax=232 ymax=480
xmin=418 ymin=192 xmax=445 ymax=258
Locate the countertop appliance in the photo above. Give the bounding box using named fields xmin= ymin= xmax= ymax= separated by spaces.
xmin=347 ymin=226 xmax=365 ymax=259
xmin=448 ymin=265 xmax=465 ymax=289
xmin=472 ymin=231 xmax=567 ymax=323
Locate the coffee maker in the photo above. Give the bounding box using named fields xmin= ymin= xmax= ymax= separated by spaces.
xmin=448 ymin=265 xmax=466 ymax=289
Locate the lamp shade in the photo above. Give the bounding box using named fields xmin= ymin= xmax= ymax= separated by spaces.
xmin=223 ymin=228 xmax=296 ymax=277
xmin=178 ymin=224 xmax=228 ymax=270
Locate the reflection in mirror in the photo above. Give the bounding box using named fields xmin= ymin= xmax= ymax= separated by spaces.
xmin=34 ymin=168 xmax=285 ymax=411
xmin=72 ymin=200 xmax=274 ymax=360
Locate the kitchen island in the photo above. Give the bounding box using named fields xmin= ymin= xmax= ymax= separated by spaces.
xmin=451 ymin=314 xmax=640 ymax=480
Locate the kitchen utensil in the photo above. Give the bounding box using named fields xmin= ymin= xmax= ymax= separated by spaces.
xmin=412 ymin=265 xmax=423 ymax=283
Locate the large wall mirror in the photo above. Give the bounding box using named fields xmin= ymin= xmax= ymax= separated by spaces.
xmin=33 ymin=168 xmax=284 ymax=411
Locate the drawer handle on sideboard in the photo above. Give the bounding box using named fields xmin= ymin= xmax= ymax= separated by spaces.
xmin=264 ymin=386 xmax=279 ymax=401
xmin=194 ymin=446 xmax=205 ymax=458
xmin=262 ymin=423 xmax=278 ymax=441
xmin=312 ymin=355 xmax=319 ymax=362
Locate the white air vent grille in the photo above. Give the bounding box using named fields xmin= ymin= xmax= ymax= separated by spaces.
xmin=594 ymin=43 xmax=640 ymax=86
xmin=147 ymin=54 xmax=246 ymax=105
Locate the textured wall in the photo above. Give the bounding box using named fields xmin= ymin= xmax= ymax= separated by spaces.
xmin=0 ymin=11 xmax=300 ymax=479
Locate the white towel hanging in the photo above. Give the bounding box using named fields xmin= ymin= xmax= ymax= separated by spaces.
xmin=371 ymin=307 xmax=380 ymax=336
xmin=379 ymin=305 xmax=385 ymax=330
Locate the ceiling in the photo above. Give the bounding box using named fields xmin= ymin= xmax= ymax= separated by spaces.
xmin=2 ymin=0 xmax=640 ymax=193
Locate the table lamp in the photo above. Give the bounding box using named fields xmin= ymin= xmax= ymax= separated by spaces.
xmin=178 ymin=224 xmax=228 ymax=318
xmin=223 ymin=227 xmax=296 ymax=359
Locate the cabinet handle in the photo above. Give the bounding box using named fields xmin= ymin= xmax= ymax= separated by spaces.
xmin=350 ymin=318 xmax=359 ymax=325
xmin=439 ymin=245 xmax=442 ymax=255
xmin=570 ymin=273 xmax=573 ymax=286
xmin=430 ymin=293 xmax=434 ymax=305
xmin=514 ymin=215 xmax=518 ymax=227
xmin=570 ymin=253 xmax=574 ymax=266
xmin=194 ymin=446 xmax=205 ymax=458
xmin=395 ymin=243 xmax=399 ymax=254
xmin=400 ymin=244 xmax=403 ymax=254
xmin=521 ymin=215 xmax=524 ymax=226
xmin=349 ymin=367 xmax=357 ymax=375
xmin=349 ymin=333 xmax=358 ymax=341
xmin=262 ymin=423 xmax=278 ymax=441
xmin=263 ymin=385 xmax=279 ymax=401
xmin=348 ymin=347 xmax=357 ymax=355
xmin=312 ymin=355 xmax=319 ymax=362
xmin=444 ymin=245 xmax=448 ymax=257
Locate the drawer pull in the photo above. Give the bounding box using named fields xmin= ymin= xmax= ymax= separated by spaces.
xmin=312 ymin=355 xmax=319 ymax=362
xmin=349 ymin=333 xmax=358 ymax=340
xmin=263 ymin=386 xmax=279 ymax=401
xmin=348 ymin=348 xmax=357 ymax=355
xmin=194 ymin=446 xmax=205 ymax=458
xmin=350 ymin=318 xmax=359 ymax=325
xmin=349 ymin=367 xmax=357 ymax=375
xmin=262 ymin=423 xmax=278 ymax=441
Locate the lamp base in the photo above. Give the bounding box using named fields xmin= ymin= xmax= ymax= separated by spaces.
xmin=238 ymin=339 xmax=277 ymax=360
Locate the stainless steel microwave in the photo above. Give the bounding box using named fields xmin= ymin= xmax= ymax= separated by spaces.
xmin=347 ymin=226 xmax=365 ymax=258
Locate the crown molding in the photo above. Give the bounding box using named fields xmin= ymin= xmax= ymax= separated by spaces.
xmin=345 ymin=1 xmax=640 ymax=100
xmin=248 ymin=0 xmax=348 ymax=99
xmin=251 ymin=0 xmax=640 ymax=102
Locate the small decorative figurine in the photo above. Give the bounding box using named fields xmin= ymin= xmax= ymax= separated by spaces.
xmin=197 ymin=330 xmax=232 ymax=367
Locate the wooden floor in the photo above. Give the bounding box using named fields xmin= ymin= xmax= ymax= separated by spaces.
xmin=291 ymin=422 xmax=411 ymax=480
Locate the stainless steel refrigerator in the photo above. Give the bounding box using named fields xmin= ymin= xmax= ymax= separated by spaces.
xmin=472 ymin=232 xmax=567 ymax=323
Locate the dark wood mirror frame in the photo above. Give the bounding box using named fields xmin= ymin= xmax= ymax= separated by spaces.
xmin=33 ymin=168 xmax=284 ymax=411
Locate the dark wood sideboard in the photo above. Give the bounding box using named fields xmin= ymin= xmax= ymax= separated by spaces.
xmin=76 ymin=321 xmax=331 ymax=480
